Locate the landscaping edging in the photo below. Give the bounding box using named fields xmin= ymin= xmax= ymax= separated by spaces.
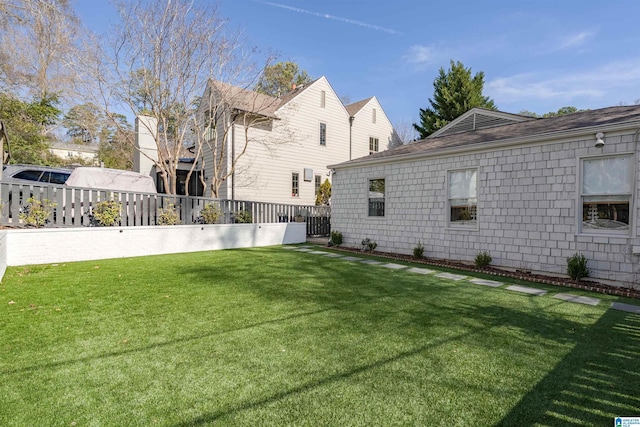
xmin=326 ymin=245 xmax=640 ymax=300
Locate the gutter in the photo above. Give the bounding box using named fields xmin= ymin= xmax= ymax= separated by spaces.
xmin=349 ymin=115 xmax=354 ymax=160
xmin=330 ymin=119 xmax=640 ymax=170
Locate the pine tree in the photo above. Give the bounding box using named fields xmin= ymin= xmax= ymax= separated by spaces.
xmin=414 ymin=60 xmax=496 ymax=139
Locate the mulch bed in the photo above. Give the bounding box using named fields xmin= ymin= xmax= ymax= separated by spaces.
xmin=326 ymin=244 xmax=640 ymax=300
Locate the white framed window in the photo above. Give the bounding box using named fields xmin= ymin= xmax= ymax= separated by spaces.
xmin=292 ymin=172 xmax=299 ymax=197
xmin=321 ymin=90 xmax=326 ymax=108
xmin=369 ymin=137 xmax=379 ymax=154
xmin=448 ymin=169 xmax=477 ymax=227
xmin=320 ymin=123 xmax=326 ymax=145
xmin=372 ymin=108 xmax=376 ymax=123
xmin=581 ymin=155 xmax=632 ymax=233
xmin=368 ymin=178 xmax=385 ymax=217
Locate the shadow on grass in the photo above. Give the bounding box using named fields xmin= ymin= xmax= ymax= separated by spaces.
xmin=497 ymin=309 xmax=640 ymax=425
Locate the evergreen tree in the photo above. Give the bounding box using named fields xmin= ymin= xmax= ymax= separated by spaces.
xmin=414 ymin=60 xmax=496 ymax=139
xmin=255 ymin=62 xmax=312 ymax=97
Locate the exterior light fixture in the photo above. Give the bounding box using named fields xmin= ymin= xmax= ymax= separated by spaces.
xmin=595 ymin=132 xmax=605 ymax=148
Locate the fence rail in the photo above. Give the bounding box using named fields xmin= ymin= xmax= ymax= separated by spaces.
xmin=0 ymin=182 xmax=330 ymax=235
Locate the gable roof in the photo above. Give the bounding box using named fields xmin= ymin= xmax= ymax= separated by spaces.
xmin=276 ymin=77 xmax=320 ymax=107
xmin=207 ymin=80 xmax=281 ymax=119
xmin=345 ymin=97 xmax=374 ymax=117
xmin=331 ymin=105 xmax=640 ymax=169
xmin=429 ymin=108 xmax=535 ymax=138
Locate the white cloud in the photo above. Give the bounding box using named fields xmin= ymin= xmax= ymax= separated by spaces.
xmin=404 ymin=45 xmax=434 ymax=64
xmin=256 ymin=1 xmax=400 ymax=35
xmin=486 ymin=59 xmax=640 ymax=106
xmin=557 ymin=31 xmax=593 ymax=50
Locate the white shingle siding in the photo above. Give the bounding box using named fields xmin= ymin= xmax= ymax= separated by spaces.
xmin=332 ymin=131 xmax=640 ymax=288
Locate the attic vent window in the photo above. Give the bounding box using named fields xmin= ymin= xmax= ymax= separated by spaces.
xmin=372 ymin=108 xmax=376 ymax=123
xmin=321 ymin=90 xmax=326 ymax=108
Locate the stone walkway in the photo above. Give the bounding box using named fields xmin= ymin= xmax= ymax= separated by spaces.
xmin=283 ymin=245 xmax=640 ymax=314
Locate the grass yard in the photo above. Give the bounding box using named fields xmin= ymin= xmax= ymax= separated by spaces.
xmin=1 ymin=246 xmax=640 ymax=426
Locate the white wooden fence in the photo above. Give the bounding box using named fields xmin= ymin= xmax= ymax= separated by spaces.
xmin=0 ymin=182 xmax=330 ymax=228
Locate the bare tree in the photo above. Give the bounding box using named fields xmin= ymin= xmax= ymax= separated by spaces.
xmin=0 ymin=0 xmax=79 ymax=103
xmin=82 ymin=0 xmax=274 ymax=195
xmin=393 ymin=119 xmax=419 ymax=144
xmin=196 ymin=80 xmax=291 ymax=198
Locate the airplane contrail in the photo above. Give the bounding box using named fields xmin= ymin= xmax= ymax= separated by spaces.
xmin=256 ymin=1 xmax=401 ymax=35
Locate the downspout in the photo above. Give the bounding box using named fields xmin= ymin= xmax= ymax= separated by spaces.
xmin=349 ymin=115 xmax=354 ymax=160
xmin=231 ymin=118 xmax=235 ymax=201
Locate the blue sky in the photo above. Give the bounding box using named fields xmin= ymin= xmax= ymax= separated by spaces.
xmin=74 ymin=0 xmax=640 ymax=127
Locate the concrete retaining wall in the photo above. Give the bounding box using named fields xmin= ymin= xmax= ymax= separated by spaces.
xmin=3 ymin=223 xmax=305 ymax=268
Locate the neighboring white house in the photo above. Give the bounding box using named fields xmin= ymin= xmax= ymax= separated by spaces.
xmin=49 ymin=142 xmax=99 ymax=165
xmin=329 ymin=106 xmax=640 ymax=289
xmin=198 ymin=76 xmax=399 ymax=205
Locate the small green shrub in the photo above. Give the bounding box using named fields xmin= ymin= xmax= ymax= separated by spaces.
xmin=19 ymin=197 xmax=56 ymax=228
xmin=199 ymin=203 xmax=222 ymax=224
xmin=361 ymin=238 xmax=377 ymax=252
xmin=158 ymin=203 xmax=180 ymax=225
xmin=330 ymin=230 xmax=343 ymax=246
xmin=567 ymin=253 xmax=589 ymax=281
xmin=234 ymin=210 xmax=252 ymax=223
xmin=475 ymin=251 xmax=492 ymax=268
xmin=91 ymin=200 xmax=122 ymax=226
xmin=413 ymin=242 xmax=425 ymax=259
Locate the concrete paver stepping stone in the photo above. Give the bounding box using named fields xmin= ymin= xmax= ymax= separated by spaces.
xmin=295 ymin=248 xmax=313 ymax=252
xmin=407 ymin=267 xmax=436 ymax=275
xmin=309 ymin=251 xmax=329 ymax=255
xmin=435 ymin=272 xmax=468 ymax=281
xmin=506 ymin=285 xmax=547 ymax=296
xmin=554 ymin=293 xmax=600 ymax=306
xmin=341 ymin=256 xmax=362 ymax=261
xmin=323 ymin=253 xmax=344 ymax=258
xmin=281 ymin=246 xmax=298 ymax=250
xmin=469 ymin=278 xmax=503 ymax=288
xmin=611 ymin=302 xmax=640 ymax=314
xmin=381 ymin=263 xmax=407 ymax=270
xmin=361 ymin=259 xmax=384 ymax=265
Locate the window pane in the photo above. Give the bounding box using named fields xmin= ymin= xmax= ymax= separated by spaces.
xmin=320 ymin=123 xmax=326 ymax=145
xmin=583 ymin=156 xmax=631 ymax=195
xmin=13 ymin=170 xmax=44 ymax=181
xmin=368 ymin=178 xmax=385 ymax=217
xmin=449 ymin=170 xmax=476 ymax=199
xmin=583 ymin=200 xmax=629 ymax=230
xmin=292 ymin=173 xmax=299 ymax=197
xmin=50 ymin=172 xmax=69 ymax=184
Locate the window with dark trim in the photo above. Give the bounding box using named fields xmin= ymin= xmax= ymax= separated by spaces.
xmin=315 ymin=175 xmax=321 ymax=195
xmin=320 ymin=123 xmax=326 ymax=145
xmin=292 ymin=172 xmax=299 ymax=197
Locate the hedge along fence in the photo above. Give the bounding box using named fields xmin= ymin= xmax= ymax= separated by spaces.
xmin=0 ymin=182 xmax=330 ymax=228
xmin=0 ymin=222 xmax=307 ymax=278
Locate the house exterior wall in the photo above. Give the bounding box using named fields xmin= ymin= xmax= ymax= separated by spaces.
xmin=350 ymin=97 xmax=399 ymax=158
xmin=228 ymin=77 xmax=350 ymax=205
xmin=49 ymin=145 xmax=99 ymax=165
xmin=332 ymin=130 xmax=640 ymax=288
xmin=201 ymin=77 xmax=395 ymax=205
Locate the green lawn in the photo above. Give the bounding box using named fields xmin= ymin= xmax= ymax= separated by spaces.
xmin=1 ymin=246 xmax=639 ymax=426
